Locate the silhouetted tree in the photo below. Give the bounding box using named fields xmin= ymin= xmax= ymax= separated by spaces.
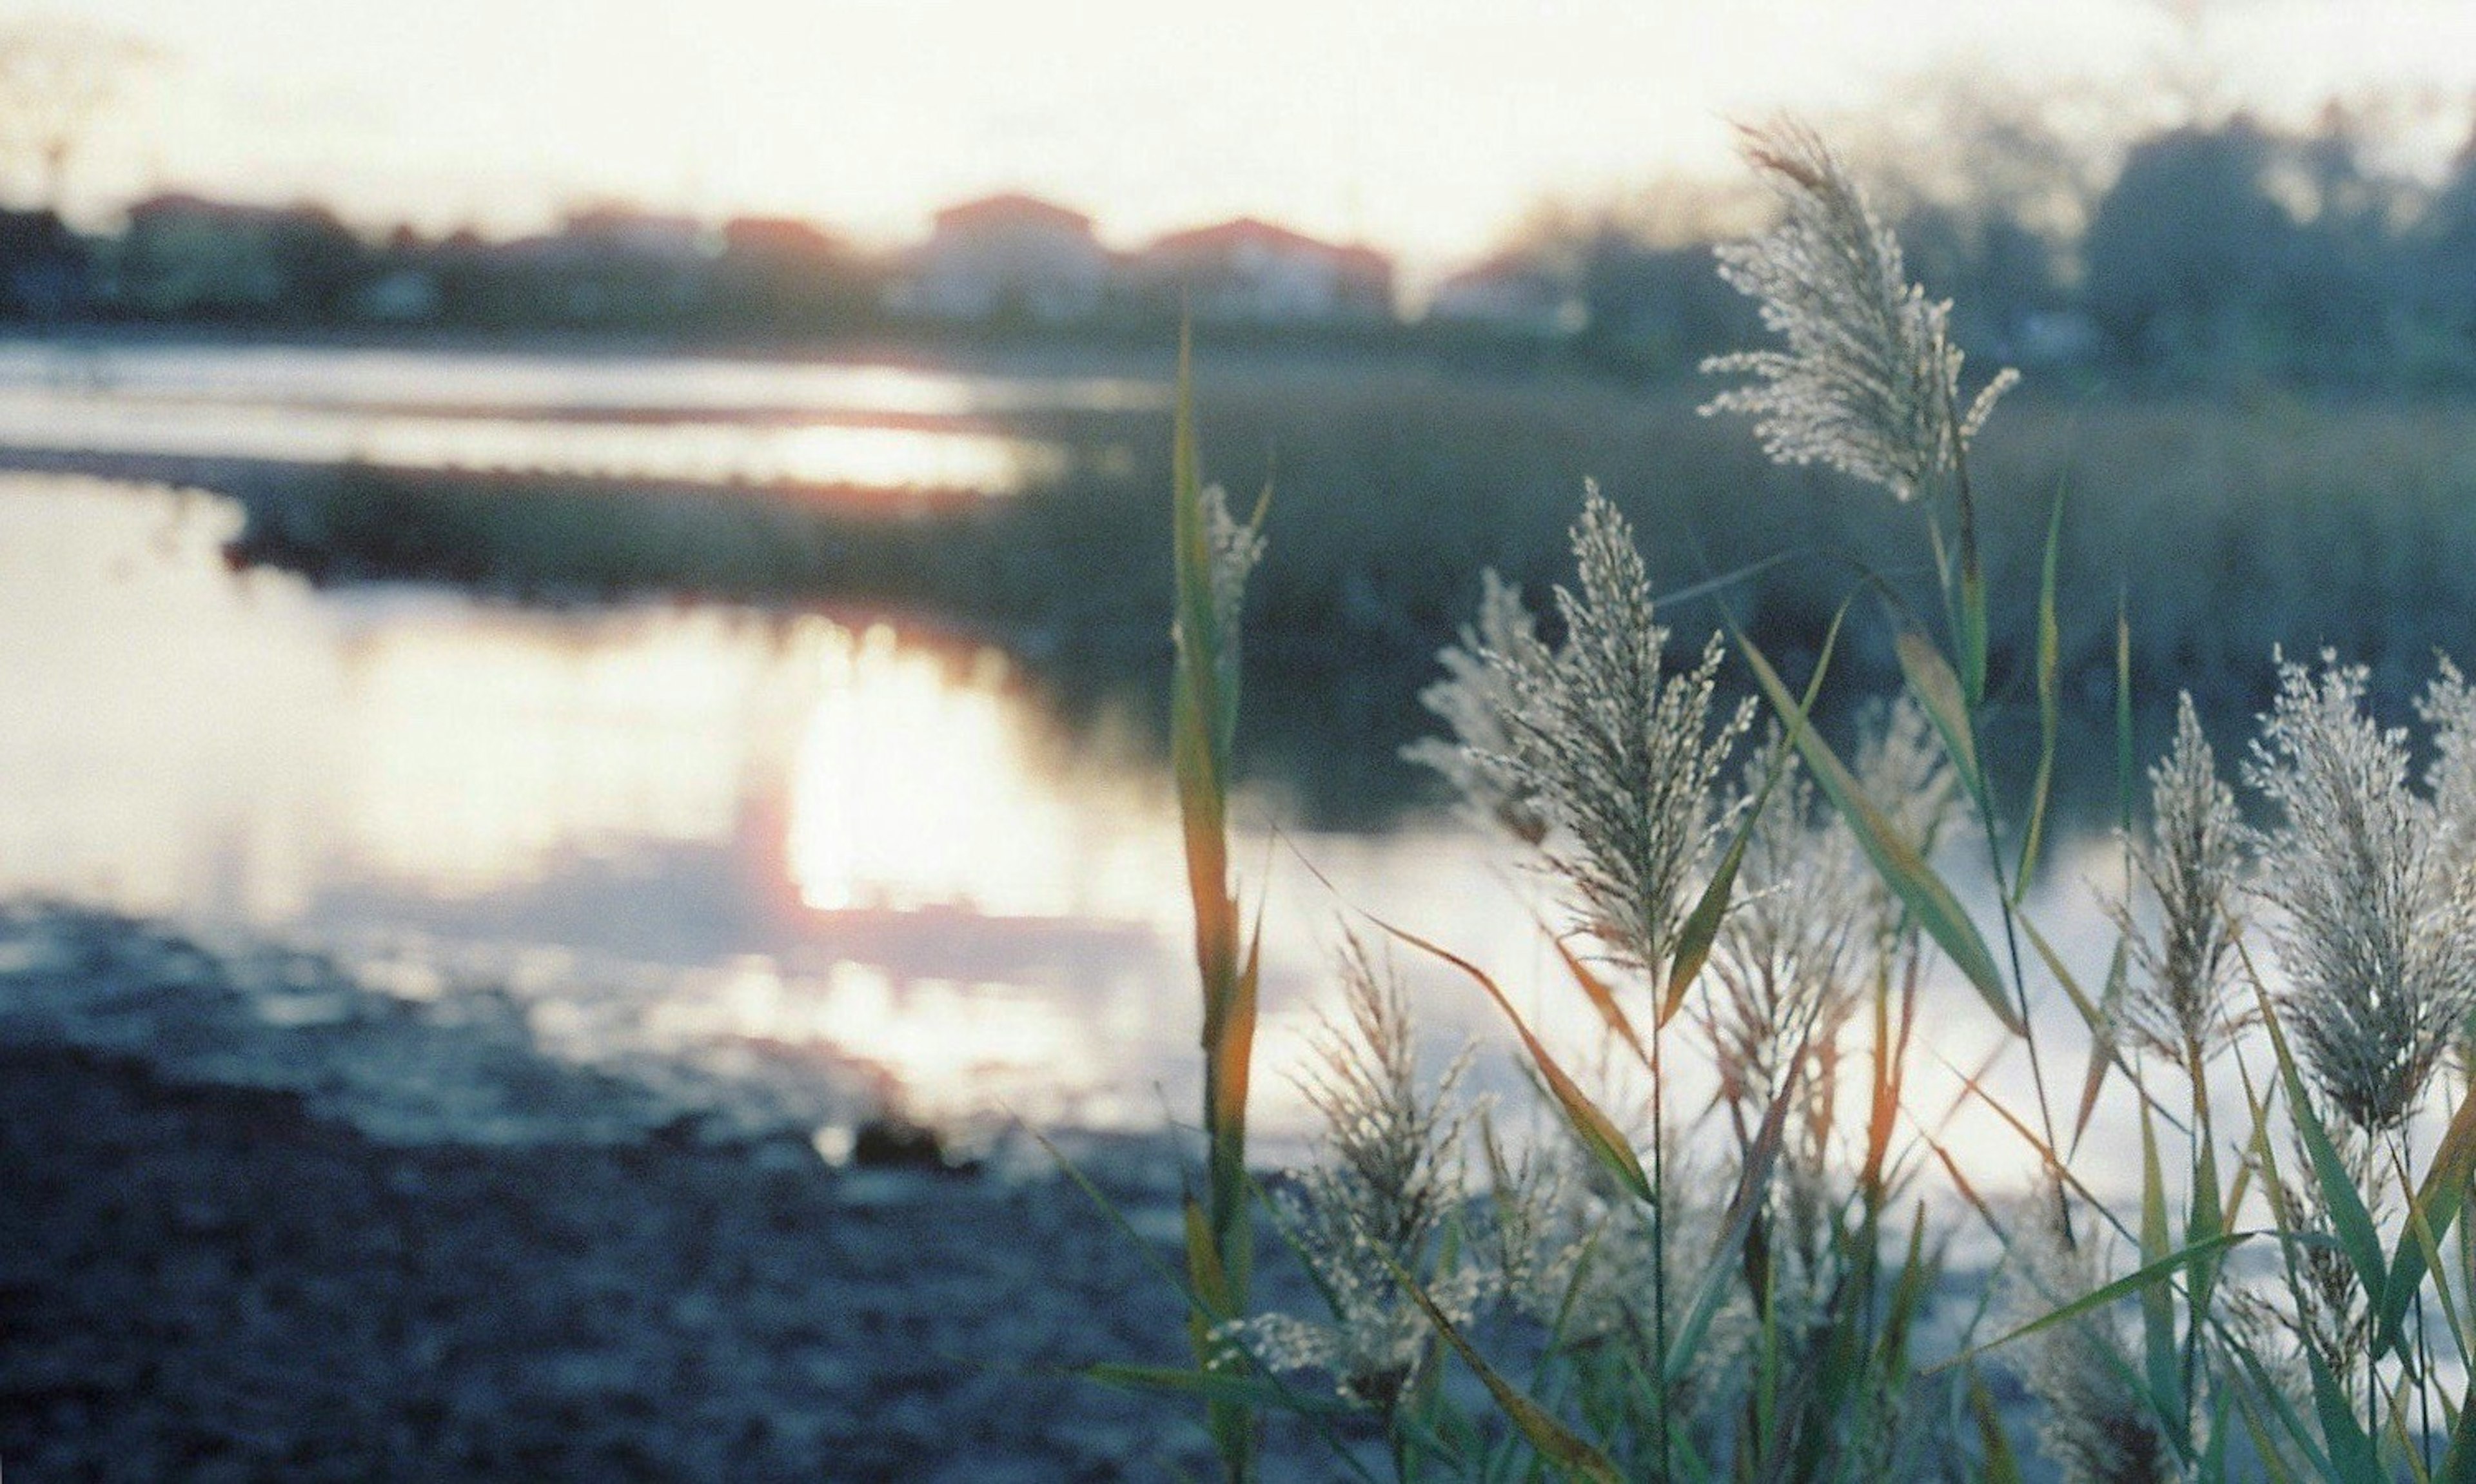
xmin=2084 ymin=119 xmax=2295 ymax=378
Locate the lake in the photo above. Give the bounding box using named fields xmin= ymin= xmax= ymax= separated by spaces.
xmin=0 ymin=340 xmax=2132 ymax=1187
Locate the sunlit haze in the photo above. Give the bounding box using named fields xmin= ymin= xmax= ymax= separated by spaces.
xmin=51 ymin=0 xmax=2476 ymax=278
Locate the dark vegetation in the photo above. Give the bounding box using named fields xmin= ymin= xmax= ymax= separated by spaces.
xmin=177 ymin=360 xmax=2476 ymax=828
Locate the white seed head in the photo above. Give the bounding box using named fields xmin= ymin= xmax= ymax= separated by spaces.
xmin=1468 ymin=486 xmax=1751 ymax=975
xmin=2109 ymin=693 xmax=2249 ymax=1068
xmin=1404 ymin=569 xmax=1552 ymax=843
xmin=1700 ymin=120 xmax=2016 ymax=503
xmin=2003 ymin=1189 xmax=2177 ymax=1484
xmin=1709 ymin=743 xmax=1865 ymax=1145
xmin=1230 ymin=935 xmax=1480 ymax=1412
xmin=2246 ymin=653 xmax=2476 ymax=1133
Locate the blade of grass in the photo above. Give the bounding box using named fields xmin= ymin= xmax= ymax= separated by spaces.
xmin=1374 ymin=915 xmax=1653 ymax=1206
xmin=2444 ymin=1367 xmax=2476 ymax=1484
xmin=1958 ymin=536 xmax=1989 ymax=710
xmin=2381 ymin=1071 xmax=2476 ymax=1358
xmin=2140 ymin=1097 xmax=2187 ymax=1440
xmin=2254 ymin=975 xmax=2389 ymax=1340
xmin=1664 ymin=603 xmax=1847 ymax=1026
xmin=2014 ymin=490 xmax=2065 ymax=895
xmin=1931 ymin=1229 xmax=2255 ymax=1372
xmin=1736 ymin=629 xmax=2021 ymax=1036
xmin=1376 ymin=1248 xmax=1625 ymax=1483
xmin=1892 ymin=625 xmax=1983 ymax=802
xmin=1970 ymin=1367 xmax=2027 ymax=1484
xmin=1546 ymin=928 xmax=1653 ymax=1075
xmin=1168 ymin=324 xmax=1262 ymax=1482
xmin=1664 ymin=1064 xmax=1797 ymax=1390
xmin=2304 ymin=1340 xmax=2384 ymax=1483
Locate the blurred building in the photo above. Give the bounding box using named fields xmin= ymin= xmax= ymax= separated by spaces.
xmin=890 ymin=193 xmax=1109 ymax=324
xmin=1424 ymin=253 xmax=1584 ymax=339
xmin=1132 ymin=217 xmax=1393 ymax=325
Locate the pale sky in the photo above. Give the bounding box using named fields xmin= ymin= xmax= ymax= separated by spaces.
xmin=44 ymin=0 xmax=2476 ymax=277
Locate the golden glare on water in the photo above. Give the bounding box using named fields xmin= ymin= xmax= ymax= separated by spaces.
xmin=783 ymin=618 xmax=1168 ymax=923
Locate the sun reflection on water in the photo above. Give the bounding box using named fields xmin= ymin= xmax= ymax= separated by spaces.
xmin=782 ymin=618 xmax=1168 ymax=923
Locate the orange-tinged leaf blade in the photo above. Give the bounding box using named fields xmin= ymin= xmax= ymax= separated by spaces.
xmin=1377 ymin=1247 xmax=1624 ymax=1483
xmin=1548 ymin=929 xmax=1653 ymax=1073
xmin=1375 ymin=917 xmax=1652 ymax=1206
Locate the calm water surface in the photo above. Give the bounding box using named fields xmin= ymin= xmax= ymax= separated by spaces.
xmin=0 ymin=341 xmax=1157 ymax=492
xmin=0 ymin=344 xmax=2141 ymax=1184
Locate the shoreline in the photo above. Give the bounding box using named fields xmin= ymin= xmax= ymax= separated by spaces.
xmin=0 ymin=902 xmax=1347 ymax=1479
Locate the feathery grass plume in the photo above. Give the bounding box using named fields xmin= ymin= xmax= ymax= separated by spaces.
xmin=1403 ymin=569 xmax=1551 ymax=845
xmin=1476 ymin=1113 xmax=1576 ymax=1322
xmin=1708 ymin=744 xmax=1865 ymax=1213
xmin=1197 ymin=480 xmax=1266 ymax=699
xmin=2108 ymin=692 xmax=2250 ymax=1069
xmin=1473 ymin=485 xmax=1752 ymax=975
xmin=2004 ymin=1187 xmax=2178 ymax=1484
xmin=1700 ymin=119 xmax=2017 ymax=504
xmin=1226 ymin=935 xmax=1482 ymax=1413
xmin=2246 ymin=652 xmax=2476 ymax=1133
xmin=2417 ymin=655 xmax=2476 ymax=872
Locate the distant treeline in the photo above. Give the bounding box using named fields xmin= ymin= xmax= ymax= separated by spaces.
xmin=11 ymin=110 xmax=2476 ymax=386
xmin=1564 ymin=112 xmax=2476 ymax=389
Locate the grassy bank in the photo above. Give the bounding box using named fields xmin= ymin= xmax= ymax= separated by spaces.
xmin=1133 ymin=124 xmax=2476 ymax=1484
xmin=193 ymin=375 xmax=2476 ymax=722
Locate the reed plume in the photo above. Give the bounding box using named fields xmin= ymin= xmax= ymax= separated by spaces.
xmin=2246 ymin=652 xmax=2476 ymax=1133
xmin=1701 ymin=119 xmax=2016 ymax=505
xmin=2110 ymin=692 xmax=2249 ymax=1071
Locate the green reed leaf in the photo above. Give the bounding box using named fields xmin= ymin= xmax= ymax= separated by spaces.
xmin=1933 ymin=1229 xmax=2255 ymax=1373
xmin=2444 ymin=1365 xmax=2476 ymax=1484
xmin=1376 ymin=1247 xmax=1625 ymax=1483
xmin=1737 ymin=630 xmax=2021 ymax=1036
xmin=1970 ymin=1367 xmax=2027 ymax=1484
xmin=2379 ymin=1068 xmax=2476 ymax=1358
xmin=1892 ymin=626 xmax=1981 ymax=800
xmin=1665 ymin=1063 xmax=1796 ymax=1389
xmin=1958 ymin=543 xmax=1989 ymax=710
xmin=2016 ymin=490 xmax=2065 ymax=894
xmin=2304 ymin=1339 xmax=2383 ymax=1484
xmin=2140 ymin=1100 xmax=2186 ymax=1436
xmin=1664 ymin=603 xmax=1846 ymax=1028
xmin=2257 ymin=983 xmax=2388 ymax=1338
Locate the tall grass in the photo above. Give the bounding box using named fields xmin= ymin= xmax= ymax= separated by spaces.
xmin=1127 ymin=120 xmax=2476 ymax=1482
